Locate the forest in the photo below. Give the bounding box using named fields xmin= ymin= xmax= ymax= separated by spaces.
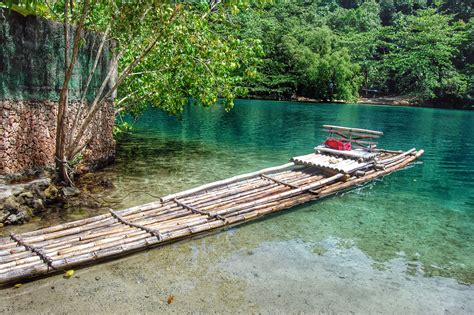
xmin=2 ymin=0 xmax=473 ymax=113
xmin=238 ymin=0 xmax=473 ymax=108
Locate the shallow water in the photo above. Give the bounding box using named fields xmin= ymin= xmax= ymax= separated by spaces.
xmin=107 ymin=100 xmax=474 ymax=284
xmin=2 ymin=100 xmax=473 ymax=313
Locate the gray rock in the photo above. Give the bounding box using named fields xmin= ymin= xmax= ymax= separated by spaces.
xmin=5 ymin=211 xmax=28 ymax=225
xmin=3 ymin=196 xmax=20 ymax=213
xmin=26 ymin=178 xmax=51 ymax=191
xmin=61 ymin=187 xmax=81 ymax=198
xmin=0 ymin=210 xmax=11 ymax=223
xmin=32 ymin=198 xmax=45 ymax=213
xmin=19 ymin=191 xmax=34 ymax=199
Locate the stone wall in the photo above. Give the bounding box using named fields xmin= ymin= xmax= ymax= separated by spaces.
xmin=0 ymin=100 xmax=115 ymax=174
xmin=0 ymin=9 xmax=116 ymax=176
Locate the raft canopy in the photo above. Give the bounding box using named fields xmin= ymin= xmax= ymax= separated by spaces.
xmin=322 ymin=124 xmax=383 ymax=150
xmin=292 ymin=125 xmax=385 ymax=172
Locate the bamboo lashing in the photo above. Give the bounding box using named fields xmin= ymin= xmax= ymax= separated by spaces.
xmin=10 ymin=233 xmax=55 ymax=270
xmin=173 ymin=198 xmax=226 ymax=222
xmin=260 ymin=174 xmax=320 ymax=195
xmin=260 ymin=174 xmax=299 ymax=189
xmin=109 ymin=209 xmax=164 ymax=241
xmin=0 ymin=132 xmax=424 ymax=285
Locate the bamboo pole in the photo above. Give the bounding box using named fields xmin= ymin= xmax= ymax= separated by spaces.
xmin=375 ymin=148 xmax=416 ymax=165
xmin=322 ymin=125 xmax=384 ymax=135
xmin=160 ymin=162 xmax=296 ymax=202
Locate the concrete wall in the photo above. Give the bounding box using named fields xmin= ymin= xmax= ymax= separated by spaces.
xmin=0 ymin=9 xmax=116 ymax=175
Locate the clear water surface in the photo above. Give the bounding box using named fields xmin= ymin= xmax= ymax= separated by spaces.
xmin=2 ymin=100 xmax=474 ymax=313
xmin=4 ymin=100 xmax=473 ymax=288
xmin=98 ymin=100 xmax=473 ymax=285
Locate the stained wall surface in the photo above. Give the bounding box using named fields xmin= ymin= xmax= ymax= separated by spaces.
xmin=0 ymin=9 xmax=116 ymax=175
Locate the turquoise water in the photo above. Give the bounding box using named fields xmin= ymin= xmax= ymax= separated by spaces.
xmin=106 ymin=100 xmax=473 ymax=284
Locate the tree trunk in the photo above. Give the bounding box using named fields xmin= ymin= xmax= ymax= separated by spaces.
xmin=55 ymin=0 xmax=90 ymax=186
xmin=55 ymin=0 xmax=71 ymax=186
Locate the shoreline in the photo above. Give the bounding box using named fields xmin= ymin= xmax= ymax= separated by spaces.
xmin=245 ymin=95 xmax=473 ymax=110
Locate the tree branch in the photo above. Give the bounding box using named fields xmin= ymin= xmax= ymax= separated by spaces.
xmin=67 ymin=23 xmax=112 ymax=150
xmin=67 ymin=5 xmax=183 ymax=160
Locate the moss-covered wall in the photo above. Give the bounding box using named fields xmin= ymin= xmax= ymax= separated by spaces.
xmin=0 ymin=8 xmax=115 ymax=102
xmin=0 ymin=9 xmax=116 ymax=176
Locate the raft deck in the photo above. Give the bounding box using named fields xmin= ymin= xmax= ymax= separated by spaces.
xmin=0 ymin=127 xmax=424 ymax=285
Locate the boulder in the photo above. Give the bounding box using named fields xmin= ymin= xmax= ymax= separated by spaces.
xmin=5 ymin=211 xmax=28 ymax=225
xmin=61 ymin=187 xmax=81 ymax=198
xmin=3 ymin=196 xmax=20 ymax=213
xmin=19 ymin=191 xmax=34 ymax=199
xmin=44 ymin=184 xmax=59 ymax=200
xmin=0 ymin=210 xmax=11 ymax=223
xmin=32 ymin=198 xmax=45 ymax=213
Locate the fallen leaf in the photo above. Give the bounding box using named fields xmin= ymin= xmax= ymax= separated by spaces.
xmin=167 ymin=295 xmax=175 ymax=304
xmin=14 ymin=283 xmax=22 ymax=289
xmin=63 ymin=270 xmax=75 ymax=279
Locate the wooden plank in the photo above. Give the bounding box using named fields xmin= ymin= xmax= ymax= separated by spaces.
xmin=322 ymin=125 xmax=383 ymax=135
xmin=323 ymin=129 xmax=380 ymax=139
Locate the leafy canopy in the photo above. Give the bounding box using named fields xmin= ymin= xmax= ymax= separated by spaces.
xmin=1 ymin=0 xmax=271 ymax=116
xmin=383 ymin=8 xmax=469 ymax=99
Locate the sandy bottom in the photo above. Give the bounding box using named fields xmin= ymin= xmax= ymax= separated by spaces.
xmin=1 ymin=224 xmax=472 ymax=314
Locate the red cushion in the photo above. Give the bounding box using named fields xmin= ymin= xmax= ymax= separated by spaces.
xmin=324 ymin=138 xmax=352 ymax=151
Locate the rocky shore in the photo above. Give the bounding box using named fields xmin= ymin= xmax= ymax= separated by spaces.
xmin=0 ymin=171 xmax=114 ymax=228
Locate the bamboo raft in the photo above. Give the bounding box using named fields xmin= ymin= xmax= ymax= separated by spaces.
xmin=0 ymin=126 xmax=424 ymax=285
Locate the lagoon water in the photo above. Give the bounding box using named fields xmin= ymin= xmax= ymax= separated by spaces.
xmin=2 ymin=100 xmax=473 ymax=313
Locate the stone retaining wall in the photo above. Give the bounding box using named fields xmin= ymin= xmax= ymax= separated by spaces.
xmin=0 ymin=9 xmax=116 ymax=176
xmin=0 ymin=100 xmax=115 ymax=174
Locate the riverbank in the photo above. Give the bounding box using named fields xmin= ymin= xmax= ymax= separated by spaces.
xmin=246 ymin=95 xmax=473 ymax=110
xmin=358 ymin=95 xmax=414 ymax=106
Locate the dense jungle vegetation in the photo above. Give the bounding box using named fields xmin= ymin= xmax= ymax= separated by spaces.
xmin=2 ymin=0 xmax=473 ymax=110
xmin=238 ymin=0 xmax=473 ymax=108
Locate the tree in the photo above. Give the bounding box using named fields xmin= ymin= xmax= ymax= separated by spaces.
xmin=379 ymin=0 xmax=428 ymax=25
xmin=283 ymin=27 xmax=361 ymax=101
xmin=383 ymin=8 xmax=469 ymax=100
xmin=326 ymin=0 xmax=384 ymax=95
xmin=4 ymin=0 xmax=267 ymax=185
xmin=238 ymin=1 xmax=362 ymax=100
